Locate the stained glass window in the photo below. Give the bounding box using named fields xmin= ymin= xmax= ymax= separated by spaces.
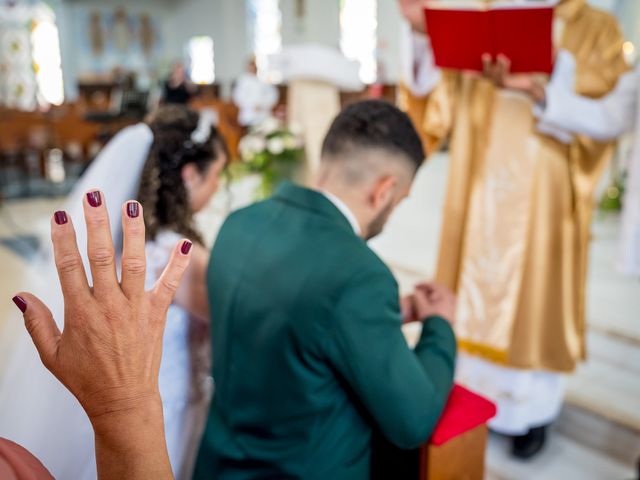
xmin=0 ymin=2 xmax=64 ymax=110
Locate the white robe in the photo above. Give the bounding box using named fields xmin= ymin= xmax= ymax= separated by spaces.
xmin=536 ymin=52 xmax=639 ymax=276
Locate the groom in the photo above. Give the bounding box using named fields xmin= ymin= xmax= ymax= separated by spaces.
xmin=194 ymin=100 xmax=457 ymax=479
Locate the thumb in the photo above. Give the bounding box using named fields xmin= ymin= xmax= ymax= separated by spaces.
xmin=13 ymin=293 xmax=61 ymax=369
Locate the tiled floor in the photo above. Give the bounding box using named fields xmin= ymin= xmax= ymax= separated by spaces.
xmin=0 ymin=152 xmax=638 ymax=478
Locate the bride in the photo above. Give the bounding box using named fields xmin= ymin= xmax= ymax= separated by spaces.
xmin=0 ymin=105 xmax=228 ymax=479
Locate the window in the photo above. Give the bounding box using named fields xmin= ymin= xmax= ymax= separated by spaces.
xmin=188 ymin=36 xmax=215 ymax=84
xmin=247 ymin=0 xmax=282 ymax=81
xmin=31 ymin=19 xmax=64 ymax=106
xmin=340 ymin=0 xmax=377 ymax=84
xmin=0 ymin=2 xmax=64 ymax=110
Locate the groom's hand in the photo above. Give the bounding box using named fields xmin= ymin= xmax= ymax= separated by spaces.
xmin=12 ymin=191 xmax=191 ymax=480
xmin=412 ymin=282 xmax=456 ymax=324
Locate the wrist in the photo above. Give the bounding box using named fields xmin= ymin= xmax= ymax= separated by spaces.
xmin=90 ymin=391 xmax=164 ymax=440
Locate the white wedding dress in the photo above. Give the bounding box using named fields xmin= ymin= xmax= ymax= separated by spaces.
xmin=146 ymin=230 xmax=213 ymax=480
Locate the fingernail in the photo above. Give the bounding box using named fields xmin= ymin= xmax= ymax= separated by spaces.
xmin=12 ymin=295 xmax=27 ymax=313
xmin=181 ymin=240 xmax=192 ymax=255
xmin=86 ymin=191 xmax=102 ymax=208
xmin=54 ymin=211 xmax=68 ymax=225
xmin=127 ymin=202 xmax=139 ymax=218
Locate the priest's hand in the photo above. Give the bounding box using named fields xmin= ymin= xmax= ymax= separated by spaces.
xmin=398 ymin=0 xmax=428 ymax=33
xmin=412 ymin=282 xmax=456 ymax=325
xmin=482 ymin=53 xmax=547 ymax=103
xmin=12 ymin=192 xmax=192 ymax=480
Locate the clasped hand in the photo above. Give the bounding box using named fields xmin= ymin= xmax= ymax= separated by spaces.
xmin=401 ymin=282 xmax=456 ymax=325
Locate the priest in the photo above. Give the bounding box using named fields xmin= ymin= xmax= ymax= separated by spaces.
xmin=397 ymin=0 xmax=628 ymax=458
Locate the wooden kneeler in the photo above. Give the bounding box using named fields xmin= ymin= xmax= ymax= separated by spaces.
xmin=420 ymin=385 xmax=496 ymax=480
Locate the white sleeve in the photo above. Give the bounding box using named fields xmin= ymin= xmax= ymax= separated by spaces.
xmin=536 ymin=50 xmax=638 ymax=142
xmin=400 ymin=23 xmax=441 ymax=96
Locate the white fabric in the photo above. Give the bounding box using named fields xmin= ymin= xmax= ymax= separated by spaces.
xmin=456 ymin=353 xmax=565 ymax=435
xmin=146 ymin=231 xmax=213 ymax=480
xmin=267 ymin=44 xmax=363 ymax=92
xmin=537 ymin=51 xmax=640 ymax=276
xmin=400 ymin=24 xmax=441 ymax=96
xmin=0 ymin=123 xmax=154 ymax=480
xmin=232 ymin=73 xmax=279 ymax=127
xmin=321 ymin=191 xmax=361 ymax=235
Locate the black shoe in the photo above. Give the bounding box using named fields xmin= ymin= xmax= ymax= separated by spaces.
xmin=511 ymin=425 xmax=547 ymax=459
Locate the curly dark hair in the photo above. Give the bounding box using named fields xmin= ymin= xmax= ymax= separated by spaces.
xmin=137 ymin=105 xmax=227 ymax=244
xmin=321 ymin=99 xmax=424 ymax=172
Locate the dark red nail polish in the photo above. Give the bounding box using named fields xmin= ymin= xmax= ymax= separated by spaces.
xmin=86 ymin=191 xmax=102 ymax=208
xmin=127 ymin=202 xmax=139 ymax=218
xmin=54 ymin=211 xmax=68 ymax=225
xmin=12 ymin=296 xmax=27 ymax=313
xmin=181 ymin=240 xmax=192 ymax=255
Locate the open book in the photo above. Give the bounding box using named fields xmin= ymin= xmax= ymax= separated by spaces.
xmin=424 ymin=1 xmax=555 ymax=74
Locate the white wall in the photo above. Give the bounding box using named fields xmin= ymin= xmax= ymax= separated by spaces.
xmin=279 ymin=0 xmax=340 ymax=48
xmin=55 ymin=0 xmax=176 ymax=99
xmin=169 ymin=0 xmax=249 ymax=94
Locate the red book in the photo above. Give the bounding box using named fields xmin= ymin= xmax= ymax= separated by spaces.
xmin=424 ymin=1 xmax=554 ymax=74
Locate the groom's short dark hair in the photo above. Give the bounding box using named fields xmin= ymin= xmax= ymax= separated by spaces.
xmin=321 ymin=100 xmax=425 ymax=173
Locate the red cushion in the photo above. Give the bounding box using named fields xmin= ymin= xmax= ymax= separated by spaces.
xmin=429 ymin=385 xmax=497 ymax=446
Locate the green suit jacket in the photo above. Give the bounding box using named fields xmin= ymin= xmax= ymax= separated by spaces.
xmin=193 ymin=183 xmax=456 ymax=479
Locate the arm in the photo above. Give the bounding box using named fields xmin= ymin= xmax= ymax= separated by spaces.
xmin=14 ymin=197 xmax=192 ymax=480
xmin=173 ymin=241 xmax=210 ymax=323
xmin=400 ymin=25 xmax=441 ymax=97
xmin=538 ymin=55 xmax=637 ymax=141
xmin=327 ymin=271 xmax=456 ymax=449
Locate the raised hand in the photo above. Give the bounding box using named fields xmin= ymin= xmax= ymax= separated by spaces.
xmin=12 ymin=191 xmax=192 ymax=480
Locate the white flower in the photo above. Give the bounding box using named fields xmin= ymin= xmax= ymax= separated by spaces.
xmin=267 ymin=137 xmax=285 ymax=155
xmin=239 ymin=134 xmax=267 ymax=159
xmin=252 ymin=136 xmax=267 ymax=153
xmin=257 ymin=117 xmax=280 ymax=135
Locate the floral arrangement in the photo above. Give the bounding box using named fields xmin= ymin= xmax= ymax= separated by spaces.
xmin=237 ymin=118 xmax=304 ymax=198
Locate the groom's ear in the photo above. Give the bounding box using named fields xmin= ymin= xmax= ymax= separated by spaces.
xmin=370 ymin=175 xmax=397 ymax=210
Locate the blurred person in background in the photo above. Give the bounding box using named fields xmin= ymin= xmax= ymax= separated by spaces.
xmin=164 ymin=62 xmax=197 ymax=105
xmin=232 ymin=57 xmax=279 ymax=128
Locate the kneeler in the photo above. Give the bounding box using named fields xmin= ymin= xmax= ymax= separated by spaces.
xmin=420 ymin=385 xmax=497 ymax=480
xmin=371 ymin=385 xmax=496 ymax=480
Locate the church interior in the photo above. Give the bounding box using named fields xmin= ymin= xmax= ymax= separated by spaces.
xmin=0 ymin=0 xmax=639 ymax=479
